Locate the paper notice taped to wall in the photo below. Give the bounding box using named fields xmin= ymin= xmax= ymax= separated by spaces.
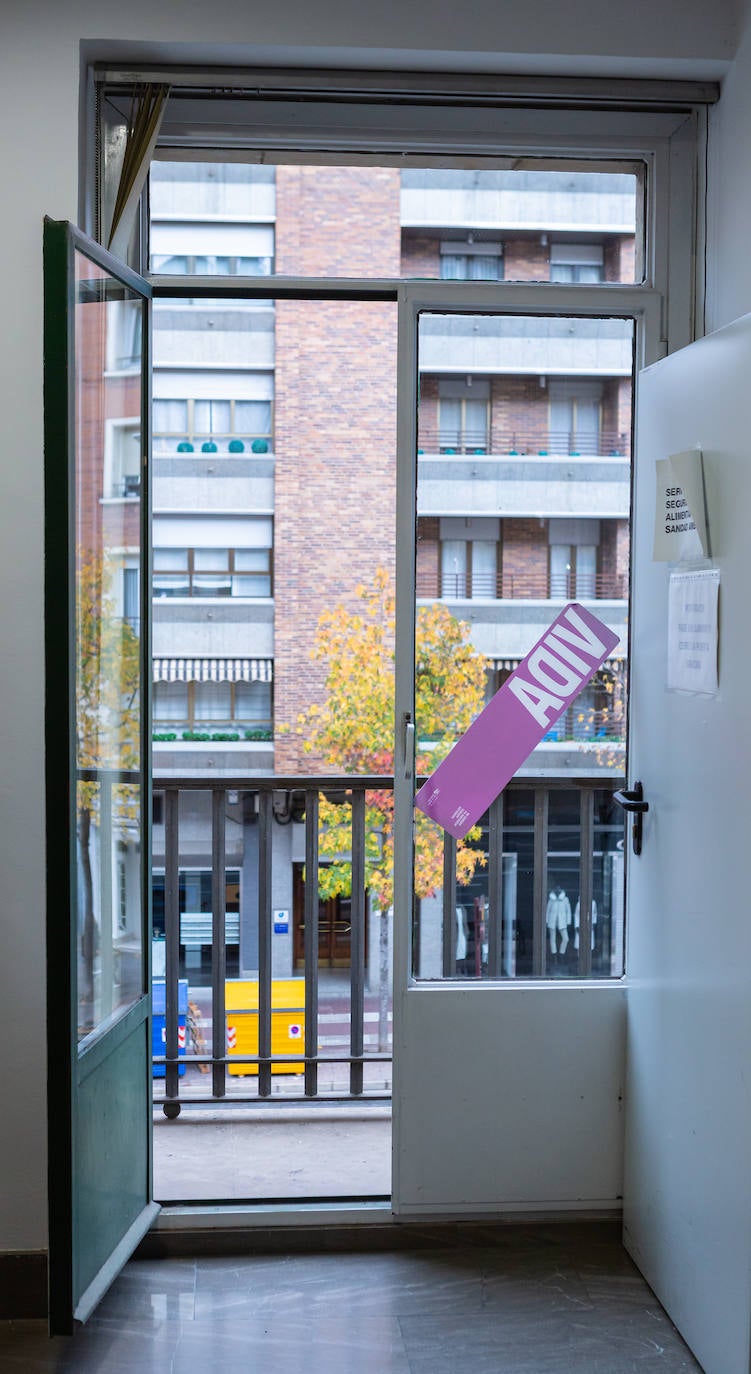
xmin=653 ymin=449 xmax=710 ymax=561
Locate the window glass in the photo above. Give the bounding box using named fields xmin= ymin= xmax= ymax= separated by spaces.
xmin=193 ymin=548 xmax=229 ymax=571
xmin=471 ymin=540 xmax=496 ymax=599
xmin=154 ymin=681 xmax=189 ymax=721
xmin=194 ymin=400 xmax=231 ymax=435
xmin=153 ymin=548 xmax=188 ymax=570
xmin=235 ymin=680 xmax=272 ymax=721
xmin=441 ymin=540 xmax=467 ymax=597
xmin=194 ymin=681 xmax=232 ymax=720
xmin=235 ymin=399 xmax=272 ymax=436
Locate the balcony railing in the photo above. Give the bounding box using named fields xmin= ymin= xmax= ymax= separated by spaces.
xmin=418 ymin=428 xmax=630 ymax=458
xmin=151 ymin=773 xmax=623 ymax=1116
xmin=418 ymin=570 xmax=628 ymax=600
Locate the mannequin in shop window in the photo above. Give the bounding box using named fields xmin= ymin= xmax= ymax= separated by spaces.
xmin=545 ymin=888 xmax=572 ymax=958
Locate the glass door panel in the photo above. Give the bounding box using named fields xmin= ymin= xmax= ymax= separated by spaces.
xmin=411 ymin=310 xmax=633 ymax=983
xmin=45 ymin=221 xmax=156 ymax=1332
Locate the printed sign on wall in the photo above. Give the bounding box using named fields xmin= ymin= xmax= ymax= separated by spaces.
xmin=414 ymin=603 xmax=620 ymax=840
xmin=653 ymin=449 xmax=710 ymax=561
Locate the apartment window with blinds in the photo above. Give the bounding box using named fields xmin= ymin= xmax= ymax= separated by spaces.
xmin=153 ymin=548 xmax=272 ymax=597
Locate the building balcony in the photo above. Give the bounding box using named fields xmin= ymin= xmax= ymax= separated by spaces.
xmin=401 ymin=171 xmax=636 ymax=236
xmin=418 ymin=457 xmax=630 ymax=520
xmin=418 ymin=569 xmax=628 ymax=601
xmin=419 ymin=315 xmax=633 ymax=376
xmin=152 ymin=599 xmax=274 ymax=660
xmin=152 ymin=451 xmax=274 ymax=516
xmin=418 ymin=426 xmax=629 ymax=458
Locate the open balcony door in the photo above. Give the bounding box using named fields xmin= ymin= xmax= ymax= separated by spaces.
xmin=623 ymin=317 xmax=751 ymax=1374
xmin=44 ymin=221 xmax=157 ymax=1333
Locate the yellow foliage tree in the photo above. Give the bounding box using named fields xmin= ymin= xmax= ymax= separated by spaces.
xmin=76 ymin=550 xmax=141 ymax=1022
xmin=296 ymin=568 xmax=488 ymax=912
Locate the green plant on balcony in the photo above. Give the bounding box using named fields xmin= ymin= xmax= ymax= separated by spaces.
xmin=244 ymin=728 xmax=273 ymax=741
xmin=208 ymin=732 xmax=240 ymax=742
xmin=176 ymin=441 xmax=194 ymax=452
xmin=251 ymin=438 xmax=269 ymax=454
xmin=201 ymin=440 xmax=218 ymax=453
xmin=152 ymin=731 xmax=177 ymax=741
xmin=181 ymin=730 xmax=212 ymax=741
xmin=228 ymin=439 xmax=245 ymax=453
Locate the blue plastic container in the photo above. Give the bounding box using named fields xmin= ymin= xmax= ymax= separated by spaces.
xmin=152 ymin=978 xmax=189 ymax=1078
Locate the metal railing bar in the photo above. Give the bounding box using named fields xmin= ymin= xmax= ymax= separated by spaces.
xmin=532 ymin=788 xmax=548 ymax=977
xmin=211 ymin=788 xmax=227 ymax=1099
xmin=442 ymin=834 xmax=457 ymax=977
xmin=349 ymin=790 xmax=366 ymax=1096
xmin=150 ymin=773 xmax=612 ymax=791
xmin=164 ymin=787 xmax=180 ymax=1105
xmin=304 ymin=789 xmax=320 ymax=1098
xmin=257 ymin=790 xmax=273 ymax=1098
xmin=486 ymin=793 xmax=504 ymax=979
xmin=578 ymin=788 xmax=595 ymax=978
xmin=154 ymin=1051 xmax=393 ymax=1065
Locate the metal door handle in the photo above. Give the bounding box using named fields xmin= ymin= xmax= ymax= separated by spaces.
xmin=404 ymin=718 xmax=415 ymax=781
xmin=613 ymin=780 xmax=649 ymax=856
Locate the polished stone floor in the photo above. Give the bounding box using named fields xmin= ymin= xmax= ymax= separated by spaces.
xmin=0 ymin=1223 xmax=703 ymax=1372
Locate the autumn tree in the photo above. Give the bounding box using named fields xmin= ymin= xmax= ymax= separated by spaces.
xmin=295 ymin=569 xmax=488 ymax=1039
xmin=76 ymin=550 xmax=141 ymax=1027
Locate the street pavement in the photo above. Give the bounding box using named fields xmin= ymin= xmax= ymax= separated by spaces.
xmin=153 ymin=984 xmax=393 ymax=1199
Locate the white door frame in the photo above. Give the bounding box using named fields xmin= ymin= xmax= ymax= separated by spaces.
xmin=392 ymin=279 xmax=663 ymax=1214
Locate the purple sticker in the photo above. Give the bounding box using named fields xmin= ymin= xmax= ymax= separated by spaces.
xmin=414 ymin=602 xmax=620 ymax=839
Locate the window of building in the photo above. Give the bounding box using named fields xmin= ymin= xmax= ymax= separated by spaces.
xmin=439 ymin=518 xmax=501 ymax=599
xmin=548 ymin=380 xmax=604 ymax=455
xmin=123 ymin=566 xmax=140 ymax=628
xmin=151 ymin=868 xmax=242 ymax=979
xmin=152 ymin=547 xmax=272 ymax=598
xmin=440 ymin=240 xmax=503 ymax=281
xmin=548 ymin=519 xmax=601 ymax=598
xmin=549 ymin=243 xmax=605 ymax=283
xmin=153 ymin=394 xmax=273 ymax=453
xmin=437 ymin=378 xmax=490 ymax=453
xmin=150 ymin=219 xmax=275 ymax=277
xmin=105 ymin=417 xmax=141 ymax=497
xmin=153 ymin=679 xmax=272 ymax=729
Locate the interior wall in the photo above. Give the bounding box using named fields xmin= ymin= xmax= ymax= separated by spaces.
xmin=705 ymin=1 xmax=751 ymax=330
xmin=0 ymin=0 xmax=746 ymax=1257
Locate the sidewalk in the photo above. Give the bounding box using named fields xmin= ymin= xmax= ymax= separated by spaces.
xmin=154 ymin=1098 xmax=392 ymax=1200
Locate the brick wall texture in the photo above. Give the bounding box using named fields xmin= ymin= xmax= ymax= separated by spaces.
xmin=274 ymin=167 xmax=400 ymax=769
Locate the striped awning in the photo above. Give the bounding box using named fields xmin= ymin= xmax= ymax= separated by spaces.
xmin=153 ymin=657 xmax=273 ymax=683
xmin=492 ymin=655 xmax=623 ymax=673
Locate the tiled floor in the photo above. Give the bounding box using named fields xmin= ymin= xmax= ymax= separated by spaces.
xmin=0 ymin=1223 xmax=703 ymax=1372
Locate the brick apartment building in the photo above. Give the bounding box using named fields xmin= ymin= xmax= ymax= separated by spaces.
xmin=145 ymin=161 xmax=634 ymax=979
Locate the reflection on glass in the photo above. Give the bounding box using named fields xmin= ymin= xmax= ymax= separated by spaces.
xmin=75 ymin=251 xmax=144 ymax=1040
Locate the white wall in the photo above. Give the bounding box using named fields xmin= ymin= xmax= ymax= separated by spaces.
xmin=706 ymin=3 xmax=751 ymax=330
xmin=0 ymin=0 xmax=746 ymax=1257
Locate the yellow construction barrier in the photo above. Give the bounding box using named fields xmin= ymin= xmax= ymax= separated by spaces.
xmin=225 ymin=978 xmax=305 ymax=1076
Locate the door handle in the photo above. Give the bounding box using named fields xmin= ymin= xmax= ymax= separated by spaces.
xmin=613 ymin=780 xmax=649 ymax=856
xmin=404 ymin=718 xmax=416 ymax=781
